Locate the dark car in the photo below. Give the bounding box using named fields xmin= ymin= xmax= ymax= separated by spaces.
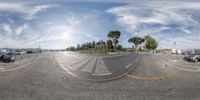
xmin=27 ymin=50 xmax=34 ymax=54
xmin=2 ymin=52 xmax=16 ymax=63
xmin=0 ymin=54 xmax=4 ymax=60
xmin=185 ymin=50 xmax=200 ymax=62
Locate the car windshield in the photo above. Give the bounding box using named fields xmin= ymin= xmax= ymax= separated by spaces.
xmin=0 ymin=0 xmax=200 ymax=100
xmin=190 ymin=50 xmax=200 ymax=55
xmin=7 ymin=53 xmax=13 ymax=56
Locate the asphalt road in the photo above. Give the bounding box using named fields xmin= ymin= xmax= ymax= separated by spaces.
xmin=55 ymin=52 xmax=141 ymax=81
xmin=0 ymin=52 xmax=200 ymax=100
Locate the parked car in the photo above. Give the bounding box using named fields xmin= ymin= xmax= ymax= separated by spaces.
xmin=14 ymin=50 xmax=22 ymax=55
xmin=2 ymin=52 xmax=16 ymax=63
xmin=171 ymin=49 xmax=177 ymax=54
xmin=27 ymin=50 xmax=34 ymax=54
xmin=0 ymin=54 xmax=4 ymax=60
xmin=177 ymin=49 xmax=183 ymax=54
xmin=185 ymin=49 xmax=200 ymax=62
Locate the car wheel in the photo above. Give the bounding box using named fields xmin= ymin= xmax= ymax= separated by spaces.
xmin=194 ymin=59 xmax=198 ymax=62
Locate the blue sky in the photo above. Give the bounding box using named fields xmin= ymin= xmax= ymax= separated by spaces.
xmin=0 ymin=0 xmax=200 ymax=49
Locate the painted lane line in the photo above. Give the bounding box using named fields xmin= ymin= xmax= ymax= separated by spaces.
xmin=68 ymin=57 xmax=89 ymax=66
xmin=57 ymin=54 xmax=81 ymax=64
xmin=174 ymin=66 xmax=200 ymax=72
xmin=0 ymin=56 xmax=39 ymax=72
xmin=135 ymin=56 xmax=140 ymax=62
xmin=56 ymin=58 xmax=80 ymax=78
xmin=102 ymin=53 xmax=131 ymax=58
xmin=157 ymin=56 xmax=200 ymax=72
xmin=70 ymin=58 xmax=92 ymax=70
xmin=125 ymin=63 xmax=133 ymax=69
xmin=127 ymin=69 xmax=180 ymax=80
xmin=93 ymin=58 xmax=111 ymax=75
xmin=0 ymin=62 xmax=33 ymax=72
xmin=56 ymin=54 xmax=140 ymax=81
xmin=81 ymin=58 xmax=97 ymax=73
xmin=92 ymin=72 xmax=112 ymax=76
xmin=125 ymin=56 xmax=140 ymax=69
xmin=0 ymin=67 xmax=5 ymax=71
xmin=56 ymin=54 xmax=93 ymax=71
xmin=93 ymin=58 xmax=101 ymax=74
xmin=99 ymin=58 xmax=110 ymax=73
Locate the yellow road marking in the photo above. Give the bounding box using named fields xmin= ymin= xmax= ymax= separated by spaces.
xmin=64 ymin=63 xmax=138 ymax=82
xmin=57 ymin=55 xmax=142 ymax=82
xmin=126 ymin=69 xmax=181 ymax=80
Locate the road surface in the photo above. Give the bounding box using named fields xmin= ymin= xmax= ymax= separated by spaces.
xmin=0 ymin=52 xmax=200 ymax=100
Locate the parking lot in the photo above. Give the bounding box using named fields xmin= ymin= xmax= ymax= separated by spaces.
xmin=0 ymin=53 xmax=38 ymax=72
xmin=157 ymin=53 xmax=200 ymax=72
xmin=0 ymin=52 xmax=200 ymax=100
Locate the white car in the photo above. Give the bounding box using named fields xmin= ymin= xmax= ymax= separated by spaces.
xmin=14 ymin=50 xmax=22 ymax=55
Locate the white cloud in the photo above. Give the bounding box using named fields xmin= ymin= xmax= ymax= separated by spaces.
xmin=1 ymin=23 xmax=29 ymax=36
xmin=15 ymin=24 xmax=28 ymax=36
xmin=7 ymin=18 xmax=15 ymax=24
xmin=66 ymin=16 xmax=80 ymax=26
xmin=0 ymin=3 xmax=59 ymax=20
xmin=86 ymin=33 xmax=99 ymax=41
xmin=24 ymin=4 xmax=59 ymax=20
xmin=106 ymin=2 xmax=200 ymax=49
xmin=0 ymin=11 xmax=98 ymax=49
xmin=0 ymin=3 xmax=24 ymax=12
xmin=106 ymin=2 xmax=200 ymax=32
xmin=2 ymin=23 xmax=12 ymax=36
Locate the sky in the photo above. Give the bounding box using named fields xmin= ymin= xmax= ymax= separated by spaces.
xmin=0 ymin=0 xmax=200 ymax=49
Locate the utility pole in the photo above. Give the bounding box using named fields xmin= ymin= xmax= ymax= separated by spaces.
xmin=174 ymin=42 xmax=176 ymax=46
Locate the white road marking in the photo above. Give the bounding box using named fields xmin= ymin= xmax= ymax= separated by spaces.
xmin=56 ymin=53 xmax=95 ymax=71
xmin=69 ymin=58 xmax=92 ymax=70
xmin=171 ymin=59 xmax=178 ymax=62
xmin=0 ymin=55 xmax=39 ymax=72
xmin=125 ymin=63 xmax=133 ymax=68
xmin=56 ymin=55 xmax=67 ymax=64
xmin=57 ymin=53 xmax=87 ymax=65
xmin=174 ymin=66 xmax=200 ymax=72
xmin=135 ymin=56 xmax=140 ymax=62
xmin=56 ymin=53 xmax=80 ymax=64
xmin=0 ymin=67 xmax=5 ymax=71
xmin=57 ymin=57 xmax=112 ymax=77
xmin=102 ymin=53 xmax=131 ymax=58
xmin=92 ymin=73 xmax=112 ymax=76
xmin=0 ymin=62 xmax=33 ymax=72
xmin=56 ymin=58 xmax=79 ymax=78
xmin=92 ymin=58 xmax=112 ymax=76
xmin=124 ymin=56 xmax=140 ymax=69
xmin=81 ymin=58 xmax=97 ymax=73
xmin=158 ymin=56 xmax=200 ymax=72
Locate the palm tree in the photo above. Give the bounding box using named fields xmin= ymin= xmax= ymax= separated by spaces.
xmin=107 ymin=31 xmax=121 ymax=50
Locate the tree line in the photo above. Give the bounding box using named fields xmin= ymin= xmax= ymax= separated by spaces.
xmin=128 ymin=35 xmax=158 ymax=50
xmin=66 ymin=31 xmax=158 ymax=52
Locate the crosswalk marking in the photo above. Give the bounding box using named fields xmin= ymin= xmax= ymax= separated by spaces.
xmin=93 ymin=58 xmax=111 ymax=75
xmin=0 ymin=67 xmax=5 ymax=71
xmin=81 ymin=58 xmax=97 ymax=73
xmin=135 ymin=56 xmax=140 ymax=62
xmin=57 ymin=54 xmax=114 ymax=76
xmin=69 ymin=58 xmax=92 ymax=70
xmin=56 ymin=54 xmax=78 ymax=64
